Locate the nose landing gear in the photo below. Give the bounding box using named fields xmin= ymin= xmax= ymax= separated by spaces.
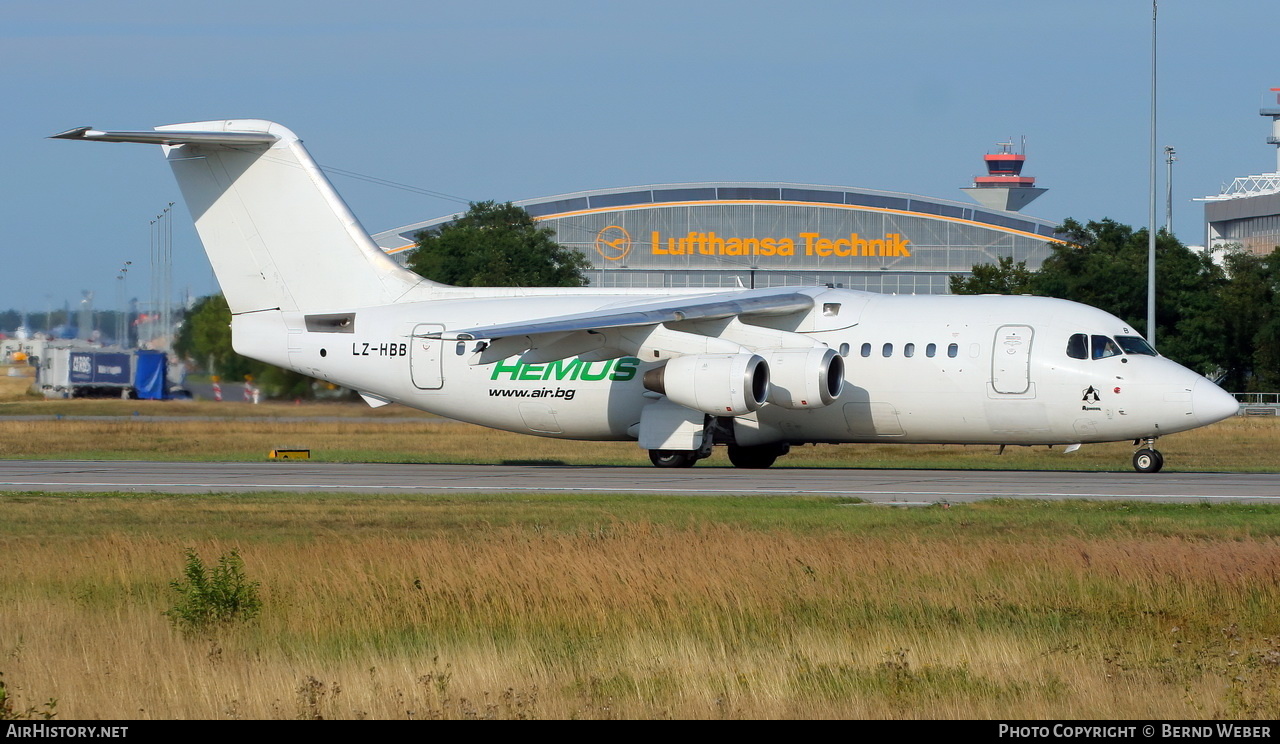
xmin=1132 ymin=437 xmax=1164 ymax=473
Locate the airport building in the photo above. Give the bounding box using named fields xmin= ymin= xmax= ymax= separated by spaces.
xmin=373 ymin=149 xmax=1063 ymax=295
xmin=1200 ymin=90 xmax=1280 ymax=256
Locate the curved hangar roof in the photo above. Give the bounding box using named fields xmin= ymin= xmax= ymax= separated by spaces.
xmin=372 ymin=182 xmax=1063 ymax=294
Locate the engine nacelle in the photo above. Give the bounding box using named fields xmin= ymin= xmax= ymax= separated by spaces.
xmin=643 ymin=353 xmax=769 ymax=416
xmin=763 ymin=347 xmax=844 ymax=409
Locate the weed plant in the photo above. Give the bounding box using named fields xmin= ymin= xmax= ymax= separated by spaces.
xmin=166 ymin=549 xmax=262 ymax=635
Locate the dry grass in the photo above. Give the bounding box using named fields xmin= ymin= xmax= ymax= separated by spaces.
xmin=1 ymin=495 xmax=1278 ymax=719
xmin=1 ymin=394 xmax=1277 ymax=719
xmin=0 ymin=415 xmax=646 ymax=464
xmin=0 ymin=397 xmax=436 ymax=417
xmin=0 ymin=402 xmax=1277 ymax=471
xmin=0 ymin=368 xmax=35 ymax=401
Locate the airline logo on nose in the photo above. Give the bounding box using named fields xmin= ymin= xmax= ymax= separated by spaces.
xmin=1081 ymin=385 xmax=1102 ymax=411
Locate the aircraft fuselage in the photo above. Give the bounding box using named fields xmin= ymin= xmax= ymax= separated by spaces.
xmin=233 ymin=288 xmax=1235 ymax=448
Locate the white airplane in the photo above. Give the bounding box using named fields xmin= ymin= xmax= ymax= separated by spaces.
xmin=53 ymin=120 xmax=1240 ymax=472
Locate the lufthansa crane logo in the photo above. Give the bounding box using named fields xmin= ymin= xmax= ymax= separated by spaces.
xmin=595 ymin=225 xmax=632 ymax=261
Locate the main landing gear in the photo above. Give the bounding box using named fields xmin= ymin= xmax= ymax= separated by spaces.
xmin=648 ymin=443 xmax=791 ymax=469
xmin=648 ymin=450 xmax=701 ymax=468
xmin=1132 ymin=437 xmax=1164 ymax=473
xmin=726 ymin=443 xmax=791 ymax=469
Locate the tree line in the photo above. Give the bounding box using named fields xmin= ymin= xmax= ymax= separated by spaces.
xmin=950 ymin=218 xmax=1280 ymax=391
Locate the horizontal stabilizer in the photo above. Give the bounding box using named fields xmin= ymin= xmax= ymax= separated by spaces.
xmin=49 ymin=127 xmax=278 ymax=148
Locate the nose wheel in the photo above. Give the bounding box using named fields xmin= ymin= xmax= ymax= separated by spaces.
xmin=1132 ymin=440 xmax=1164 ymax=473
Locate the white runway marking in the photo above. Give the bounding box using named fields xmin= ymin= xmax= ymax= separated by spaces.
xmin=3 ymin=480 xmax=1280 ymax=501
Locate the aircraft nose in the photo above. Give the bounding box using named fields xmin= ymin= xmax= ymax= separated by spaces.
xmin=1192 ymin=378 xmax=1239 ymax=427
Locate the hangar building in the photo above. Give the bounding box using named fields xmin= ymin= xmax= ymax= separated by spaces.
xmin=373 ymin=172 xmax=1062 ymax=295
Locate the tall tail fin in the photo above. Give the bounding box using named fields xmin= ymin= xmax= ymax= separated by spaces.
xmin=53 ymin=120 xmax=439 ymax=314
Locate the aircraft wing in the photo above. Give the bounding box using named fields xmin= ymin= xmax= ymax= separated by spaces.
xmin=438 ymin=287 xmax=817 ymax=341
xmin=431 ymin=287 xmax=825 ymax=365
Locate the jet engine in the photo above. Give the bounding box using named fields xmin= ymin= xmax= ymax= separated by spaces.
xmin=763 ymin=347 xmax=845 ymax=409
xmin=643 ymin=352 xmax=769 ymax=416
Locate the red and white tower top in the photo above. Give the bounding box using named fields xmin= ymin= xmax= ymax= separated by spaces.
xmin=962 ymin=138 xmax=1047 ymax=213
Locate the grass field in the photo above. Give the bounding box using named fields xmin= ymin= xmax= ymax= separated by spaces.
xmin=1 ymin=494 xmax=1277 ymax=719
xmin=2 ymin=395 xmax=1278 ymax=719
xmin=2 ymin=397 xmax=1278 ymax=471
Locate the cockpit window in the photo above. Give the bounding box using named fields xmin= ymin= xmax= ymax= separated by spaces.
xmin=1114 ymin=335 xmax=1157 ymax=356
xmin=1091 ymin=335 xmax=1122 ymax=360
xmin=1066 ymin=333 xmax=1088 ymax=360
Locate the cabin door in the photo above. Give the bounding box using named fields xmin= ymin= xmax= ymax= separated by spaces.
xmin=991 ymin=324 xmax=1034 ymax=395
xmin=410 ymin=324 xmax=445 ymax=390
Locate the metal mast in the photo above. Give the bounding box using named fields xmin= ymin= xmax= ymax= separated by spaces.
xmin=1147 ymin=1 xmax=1158 ymax=346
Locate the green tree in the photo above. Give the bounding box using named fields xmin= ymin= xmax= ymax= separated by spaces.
xmin=0 ymin=311 xmax=20 ymax=333
xmin=174 ymin=295 xmax=249 ymax=379
xmin=174 ymin=293 xmax=317 ymax=398
xmin=949 ymin=256 xmax=1034 ymax=295
xmin=1216 ymin=247 xmax=1280 ymax=391
xmin=407 ymin=200 xmax=590 ymax=287
xmin=1029 ymin=218 xmax=1224 ymax=375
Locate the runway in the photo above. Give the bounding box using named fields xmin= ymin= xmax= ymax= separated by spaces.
xmin=1 ymin=460 xmax=1278 ymax=503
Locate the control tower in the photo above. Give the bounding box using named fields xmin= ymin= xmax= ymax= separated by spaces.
xmin=961 ymin=138 xmax=1047 ymax=213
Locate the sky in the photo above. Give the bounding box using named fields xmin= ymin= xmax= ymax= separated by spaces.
xmin=2 ymin=0 xmax=1278 ymax=317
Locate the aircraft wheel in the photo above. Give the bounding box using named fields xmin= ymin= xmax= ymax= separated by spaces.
xmin=1133 ymin=448 xmax=1164 ymax=473
xmin=649 ymin=450 xmax=698 ymax=468
xmin=727 ymin=444 xmax=784 ymax=469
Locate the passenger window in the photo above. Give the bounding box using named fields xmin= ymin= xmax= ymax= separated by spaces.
xmin=904 ymin=343 xmax=915 ymax=358
xmin=947 ymin=343 xmax=958 ymax=358
xmin=882 ymin=343 xmax=893 ymax=357
xmin=926 ymin=343 xmax=936 ymax=357
xmin=860 ymin=343 xmax=871 ymax=358
xmin=1066 ymin=333 xmax=1088 ymax=360
xmin=1114 ymin=335 xmax=1157 ymax=356
xmin=1091 ymin=335 xmax=1122 ymax=359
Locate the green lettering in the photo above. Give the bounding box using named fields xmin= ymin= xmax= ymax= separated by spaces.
xmin=491 ymin=357 xmax=523 ymax=380
xmin=610 ymin=357 xmax=640 ymax=382
xmin=518 ymin=363 xmax=546 ymax=381
xmin=579 ymin=360 xmax=611 ymax=381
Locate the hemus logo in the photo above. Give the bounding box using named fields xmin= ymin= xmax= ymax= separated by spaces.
xmin=490 ymin=356 xmax=641 ymax=382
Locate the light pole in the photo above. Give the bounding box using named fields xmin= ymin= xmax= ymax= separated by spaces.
xmin=165 ymin=202 xmax=174 ymax=351
xmin=1164 ymin=146 xmax=1177 ymax=234
xmin=116 ymin=261 xmax=131 ymax=348
xmin=149 ymin=217 xmax=157 ymax=348
xmin=1147 ymin=0 xmax=1159 ymax=347
xmin=153 ymin=203 xmax=174 ymax=350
